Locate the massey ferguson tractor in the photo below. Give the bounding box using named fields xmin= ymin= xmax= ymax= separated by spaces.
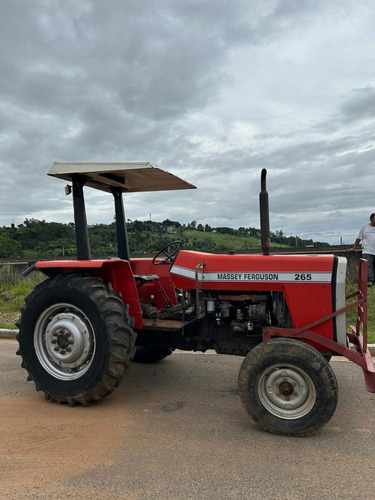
xmin=16 ymin=162 xmax=374 ymax=436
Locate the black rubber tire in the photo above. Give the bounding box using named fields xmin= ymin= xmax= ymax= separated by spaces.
xmin=133 ymin=345 xmax=174 ymax=363
xmin=238 ymin=338 xmax=338 ymax=436
xmin=16 ymin=274 xmax=136 ymax=405
xmin=322 ymin=353 xmax=332 ymax=363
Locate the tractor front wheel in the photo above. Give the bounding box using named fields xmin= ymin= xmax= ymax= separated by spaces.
xmin=16 ymin=274 xmax=136 ymax=405
xmin=238 ymin=338 xmax=338 ymax=436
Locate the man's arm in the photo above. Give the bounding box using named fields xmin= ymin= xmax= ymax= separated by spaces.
xmin=346 ymin=238 xmax=361 ymax=252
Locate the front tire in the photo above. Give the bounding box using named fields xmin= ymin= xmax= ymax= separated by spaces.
xmin=16 ymin=274 xmax=136 ymax=405
xmin=238 ymin=338 xmax=338 ymax=436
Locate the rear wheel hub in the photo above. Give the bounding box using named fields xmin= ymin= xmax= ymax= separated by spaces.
xmin=34 ymin=304 xmax=95 ymax=380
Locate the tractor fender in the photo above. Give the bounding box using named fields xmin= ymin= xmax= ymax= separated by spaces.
xmin=34 ymin=259 xmax=143 ymax=329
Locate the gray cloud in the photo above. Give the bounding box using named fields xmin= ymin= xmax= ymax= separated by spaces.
xmin=0 ymin=0 xmax=374 ymax=246
xmin=341 ymin=87 xmax=375 ymax=123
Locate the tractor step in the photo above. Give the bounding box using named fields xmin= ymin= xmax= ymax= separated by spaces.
xmin=141 ymin=318 xmax=190 ymax=331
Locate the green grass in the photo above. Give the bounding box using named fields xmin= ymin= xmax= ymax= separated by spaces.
xmin=178 ymin=229 xmax=287 ymax=252
xmin=346 ymin=280 xmax=375 ymax=343
xmin=180 ymin=230 xmax=262 ymax=251
xmin=0 ymin=268 xmax=44 ymax=329
xmin=0 ymin=323 xmax=18 ymax=330
xmin=0 ymin=283 xmax=32 ymax=313
xmin=0 ymin=282 xmax=36 ymax=312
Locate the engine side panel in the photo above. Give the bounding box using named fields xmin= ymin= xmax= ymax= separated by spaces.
xmin=171 ymin=251 xmax=340 ymax=342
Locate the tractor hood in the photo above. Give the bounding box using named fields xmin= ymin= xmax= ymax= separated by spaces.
xmin=170 ymin=250 xmax=337 ymax=291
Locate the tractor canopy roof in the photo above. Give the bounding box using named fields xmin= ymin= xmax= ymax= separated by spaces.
xmin=48 ymin=162 xmax=196 ymax=193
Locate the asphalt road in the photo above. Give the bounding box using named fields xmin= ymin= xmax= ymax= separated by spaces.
xmin=1 ymin=338 xmax=375 ymax=499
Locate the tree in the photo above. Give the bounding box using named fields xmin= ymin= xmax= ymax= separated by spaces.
xmin=44 ymin=238 xmax=76 ymax=257
xmin=0 ymin=236 xmax=23 ymax=258
xmin=215 ymin=227 xmax=237 ymax=235
xmin=161 ymin=219 xmax=181 ymax=228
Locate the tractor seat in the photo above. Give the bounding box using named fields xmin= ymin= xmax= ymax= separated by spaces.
xmin=134 ymin=274 xmax=160 ymax=288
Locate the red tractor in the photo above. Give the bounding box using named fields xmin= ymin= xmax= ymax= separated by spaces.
xmin=16 ymin=162 xmax=374 ymax=436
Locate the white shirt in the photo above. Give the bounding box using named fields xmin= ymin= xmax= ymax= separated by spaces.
xmin=358 ymin=223 xmax=375 ymax=255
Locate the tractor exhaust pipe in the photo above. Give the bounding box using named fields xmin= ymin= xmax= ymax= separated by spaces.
xmin=259 ymin=169 xmax=270 ymax=256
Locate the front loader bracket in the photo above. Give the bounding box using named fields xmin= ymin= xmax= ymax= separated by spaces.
xmin=262 ymin=259 xmax=375 ymax=392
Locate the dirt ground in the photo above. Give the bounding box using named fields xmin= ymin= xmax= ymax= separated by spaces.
xmin=1 ymin=341 xmax=130 ymax=499
xmin=1 ymin=339 xmax=145 ymax=499
xmin=1 ymin=398 xmax=128 ymax=499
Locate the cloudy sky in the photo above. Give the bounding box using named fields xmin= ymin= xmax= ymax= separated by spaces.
xmin=1 ymin=0 xmax=374 ymax=245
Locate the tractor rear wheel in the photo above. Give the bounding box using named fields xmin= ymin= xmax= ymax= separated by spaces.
xmin=16 ymin=274 xmax=136 ymax=405
xmin=238 ymin=338 xmax=338 ymax=436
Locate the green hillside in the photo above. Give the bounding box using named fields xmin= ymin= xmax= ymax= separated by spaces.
xmin=0 ymin=218 xmax=328 ymax=259
xmin=129 ymin=228 xmax=268 ymax=255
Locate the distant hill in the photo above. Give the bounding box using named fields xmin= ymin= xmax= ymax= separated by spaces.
xmin=0 ymin=218 xmax=329 ymax=259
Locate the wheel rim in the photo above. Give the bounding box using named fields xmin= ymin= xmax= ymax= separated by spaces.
xmin=257 ymin=363 xmax=316 ymax=420
xmin=34 ymin=303 xmax=96 ymax=380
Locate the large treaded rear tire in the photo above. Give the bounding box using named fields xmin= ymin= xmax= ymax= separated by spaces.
xmin=238 ymin=338 xmax=338 ymax=436
xmin=16 ymin=274 xmax=136 ymax=405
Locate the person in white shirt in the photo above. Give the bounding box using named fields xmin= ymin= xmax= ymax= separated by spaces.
xmin=347 ymin=213 xmax=375 ymax=286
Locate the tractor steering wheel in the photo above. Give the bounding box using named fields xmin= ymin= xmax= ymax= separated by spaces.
xmin=152 ymin=241 xmax=182 ymax=265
